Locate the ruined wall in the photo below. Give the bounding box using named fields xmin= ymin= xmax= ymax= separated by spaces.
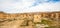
xmin=0 ymin=12 xmax=60 ymax=19
xmin=0 ymin=12 xmax=60 ymax=28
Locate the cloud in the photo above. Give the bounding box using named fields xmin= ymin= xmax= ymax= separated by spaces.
xmin=0 ymin=0 xmax=60 ymax=13
xmin=32 ymin=0 xmax=60 ymax=6
xmin=0 ymin=0 xmax=35 ymax=13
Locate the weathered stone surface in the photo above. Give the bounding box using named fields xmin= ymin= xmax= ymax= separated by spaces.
xmin=0 ymin=12 xmax=60 ymax=28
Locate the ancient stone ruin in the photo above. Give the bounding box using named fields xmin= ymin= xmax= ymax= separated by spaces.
xmin=0 ymin=12 xmax=60 ymax=28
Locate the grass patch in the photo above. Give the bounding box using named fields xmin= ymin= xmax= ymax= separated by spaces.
xmin=41 ymin=19 xmax=53 ymax=25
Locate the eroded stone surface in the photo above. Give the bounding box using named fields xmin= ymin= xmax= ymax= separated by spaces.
xmin=0 ymin=12 xmax=60 ymax=28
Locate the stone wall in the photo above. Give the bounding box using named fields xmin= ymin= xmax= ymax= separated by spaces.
xmin=0 ymin=12 xmax=60 ymax=28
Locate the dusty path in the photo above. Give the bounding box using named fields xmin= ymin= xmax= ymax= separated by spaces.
xmin=0 ymin=20 xmax=24 ymax=28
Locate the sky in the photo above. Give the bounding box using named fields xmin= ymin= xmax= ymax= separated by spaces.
xmin=0 ymin=0 xmax=60 ymax=13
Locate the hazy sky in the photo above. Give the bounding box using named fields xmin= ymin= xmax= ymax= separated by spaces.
xmin=0 ymin=0 xmax=60 ymax=13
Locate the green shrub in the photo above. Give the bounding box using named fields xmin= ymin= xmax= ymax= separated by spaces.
xmin=41 ymin=19 xmax=53 ymax=25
